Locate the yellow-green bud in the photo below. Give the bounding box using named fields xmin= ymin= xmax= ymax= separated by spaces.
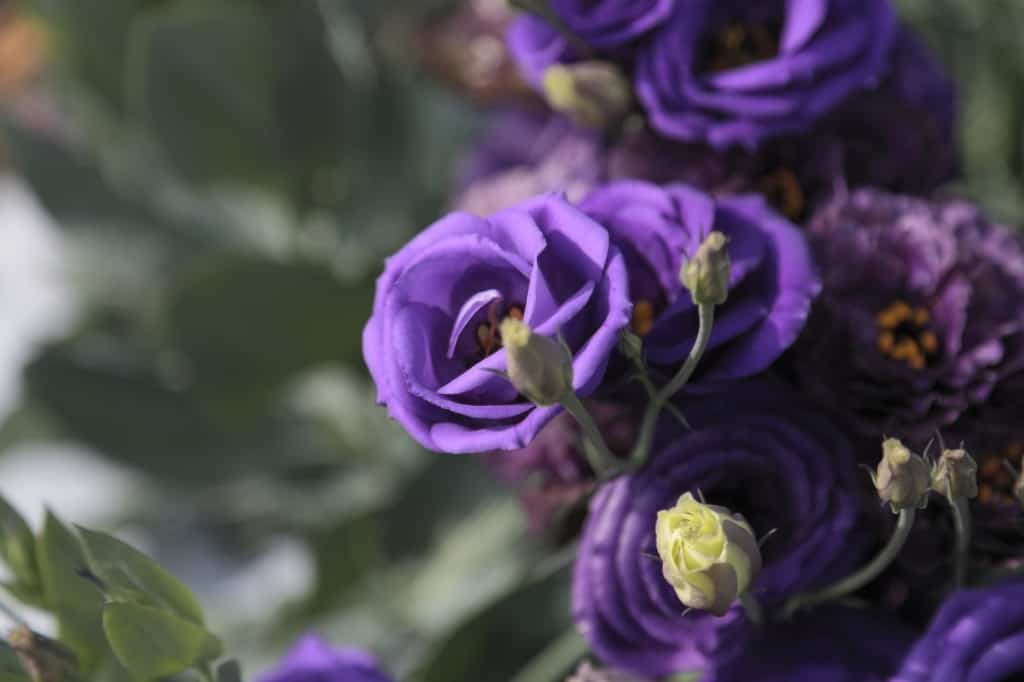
xmin=680 ymin=231 xmax=731 ymax=306
xmin=873 ymin=438 xmax=931 ymax=512
xmin=655 ymin=492 xmax=761 ymax=617
xmin=542 ymin=61 xmax=632 ymax=130
xmin=931 ymin=447 xmax=978 ymax=499
xmin=500 ymin=317 xmax=573 ymax=406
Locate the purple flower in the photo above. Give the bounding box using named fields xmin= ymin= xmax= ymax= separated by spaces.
xmin=792 ymin=189 xmax=1024 ymax=443
xmin=363 ymin=194 xmax=631 ymax=453
xmin=507 ymin=1 xmax=674 ymax=85
xmin=716 ymin=606 xmax=913 ymax=681
xmin=259 ymin=635 xmax=392 ymax=682
xmin=892 ymin=582 xmax=1024 ymax=681
xmin=635 ymin=0 xmax=897 ymax=148
xmin=572 ymin=382 xmax=863 ymax=678
xmin=580 ymin=181 xmax=820 ymax=380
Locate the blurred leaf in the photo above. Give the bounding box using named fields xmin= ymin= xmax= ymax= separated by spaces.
xmin=0 ymin=642 xmax=29 ymax=682
xmin=35 ymin=512 xmax=106 ymax=671
xmin=76 ymin=527 xmax=205 ymax=624
xmin=0 ymin=496 xmax=39 ymax=597
xmin=416 ymin=567 xmax=574 ymax=682
xmin=123 ymin=2 xmax=278 ymax=184
xmin=216 ymin=659 xmax=242 ymax=682
xmin=165 ymin=258 xmax=374 ymax=419
xmin=102 ymin=603 xmax=222 ymax=679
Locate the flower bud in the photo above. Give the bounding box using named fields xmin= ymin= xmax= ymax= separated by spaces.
xmin=500 ymin=317 xmax=573 ymax=406
xmin=680 ymin=231 xmax=731 ymax=305
xmin=931 ymin=447 xmax=978 ymax=499
xmin=655 ymin=492 xmax=761 ymax=617
xmin=1012 ymin=456 xmax=1024 ymax=509
xmin=542 ymin=61 xmax=632 ymax=130
xmin=872 ymin=438 xmax=931 ymax=512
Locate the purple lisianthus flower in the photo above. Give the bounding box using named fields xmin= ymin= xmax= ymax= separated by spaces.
xmin=507 ymin=1 xmax=674 ymax=85
xmin=580 ymin=181 xmax=820 ymax=380
xmin=363 ymin=193 xmax=631 ymax=453
xmin=716 ymin=606 xmax=912 ymax=681
xmin=572 ymin=382 xmax=863 ymax=678
xmin=259 ymin=635 xmax=392 ymax=682
xmin=635 ymin=0 xmax=897 ymax=148
xmin=792 ymin=189 xmax=1024 ymax=443
xmin=892 ymin=582 xmax=1024 ymax=681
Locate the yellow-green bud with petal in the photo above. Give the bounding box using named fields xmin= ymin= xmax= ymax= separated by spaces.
xmin=655 ymin=492 xmax=762 ymax=617
xmin=500 ymin=317 xmax=573 ymax=406
xmin=680 ymin=231 xmax=731 ymax=306
xmin=872 ymin=438 xmax=931 ymax=512
xmin=542 ymin=61 xmax=632 ymax=130
xmin=931 ymin=447 xmax=978 ymax=499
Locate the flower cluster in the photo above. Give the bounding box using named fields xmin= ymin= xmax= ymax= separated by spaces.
xmin=356 ymin=0 xmax=1024 ymax=679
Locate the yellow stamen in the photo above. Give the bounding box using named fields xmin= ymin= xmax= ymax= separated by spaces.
xmin=631 ymin=299 xmax=656 ymax=336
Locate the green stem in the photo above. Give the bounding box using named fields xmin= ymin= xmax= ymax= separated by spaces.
xmin=950 ymin=495 xmax=971 ymax=588
xmin=509 ymin=0 xmax=594 ymax=58
xmin=783 ymin=508 xmax=916 ymax=618
xmin=561 ymin=391 xmax=620 ymax=478
xmin=739 ymin=592 xmax=763 ymax=627
xmin=508 ymin=628 xmax=589 ymax=682
xmin=627 ymin=303 xmax=716 ymax=471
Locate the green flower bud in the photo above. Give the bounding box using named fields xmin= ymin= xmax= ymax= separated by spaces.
xmin=680 ymin=231 xmax=731 ymax=306
xmin=542 ymin=61 xmax=632 ymax=130
xmin=655 ymin=492 xmax=761 ymax=617
xmin=500 ymin=317 xmax=573 ymax=406
xmin=931 ymin=447 xmax=978 ymax=499
xmin=873 ymin=438 xmax=931 ymax=512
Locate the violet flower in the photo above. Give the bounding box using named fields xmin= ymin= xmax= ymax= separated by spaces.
xmin=259 ymin=635 xmax=392 ymax=682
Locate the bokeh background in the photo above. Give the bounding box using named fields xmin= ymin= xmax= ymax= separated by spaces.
xmin=0 ymin=0 xmax=1021 ymax=679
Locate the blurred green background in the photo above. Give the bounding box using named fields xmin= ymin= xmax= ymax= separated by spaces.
xmin=0 ymin=0 xmax=1020 ymax=680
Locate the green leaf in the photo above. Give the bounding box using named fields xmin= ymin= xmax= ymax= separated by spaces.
xmin=0 ymin=496 xmax=39 ymax=595
xmin=102 ymin=603 xmax=222 ymax=680
xmin=123 ymin=2 xmax=278 ymax=184
xmin=0 ymin=642 xmax=29 ymax=682
xmin=76 ymin=527 xmax=205 ymax=625
xmin=35 ymin=511 xmax=107 ymax=671
xmin=216 ymin=659 xmax=242 ymax=682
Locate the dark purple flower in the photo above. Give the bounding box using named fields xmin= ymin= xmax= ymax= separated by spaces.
xmin=580 ymin=181 xmax=820 ymax=380
xmin=892 ymin=582 xmax=1024 ymax=681
xmin=792 ymin=189 xmax=1024 ymax=443
xmin=572 ymin=382 xmax=864 ymax=678
xmin=716 ymin=606 xmax=913 ymax=681
xmin=635 ymin=0 xmax=897 ymax=148
xmin=259 ymin=635 xmax=392 ymax=682
xmin=363 ymin=193 xmax=631 ymax=453
xmin=506 ymin=1 xmax=673 ymax=85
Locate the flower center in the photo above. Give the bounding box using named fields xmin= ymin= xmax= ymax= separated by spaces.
xmin=631 ymin=299 xmax=657 ymax=336
xmin=759 ymin=167 xmax=806 ymax=222
xmin=475 ymin=300 xmax=525 ymax=359
xmin=978 ymin=441 xmax=1023 ymax=504
xmin=697 ymin=21 xmax=781 ymax=74
xmin=875 ymin=300 xmax=940 ymax=370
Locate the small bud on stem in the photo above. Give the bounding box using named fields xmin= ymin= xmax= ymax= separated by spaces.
xmin=681 ymin=231 xmax=730 ymax=306
xmin=872 ymin=438 xmax=931 ymax=513
xmin=542 ymin=62 xmax=632 ymax=130
xmin=501 ymin=318 xmax=573 ymax=406
xmin=931 ymin=445 xmax=978 ymax=588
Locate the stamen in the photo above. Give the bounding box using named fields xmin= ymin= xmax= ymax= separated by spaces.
xmin=759 ymin=167 xmax=805 ymax=221
xmin=474 ymin=301 xmax=527 ymax=358
xmin=631 ymin=299 xmax=656 ymax=336
xmin=874 ymin=300 xmax=940 ymax=369
xmin=699 ymin=22 xmax=781 ymax=74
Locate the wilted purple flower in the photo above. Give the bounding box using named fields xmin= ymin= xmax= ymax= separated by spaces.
xmin=259 ymin=635 xmax=392 ymax=682
xmin=892 ymin=582 xmax=1024 ymax=681
xmin=792 ymin=189 xmax=1024 ymax=443
xmin=363 ymin=193 xmax=630 ymax=453
xmin=581 ymin=181 xmax=820 ymax=380
xmin=635 ymin=0 xmax=897 ymax=148
xmin=572 ymin=382 xmax=863 ymax=678
xmin=507 ymin=1 xmax=673 ymax=85
xmin=715 ymin=606 xmax=913 ymax=682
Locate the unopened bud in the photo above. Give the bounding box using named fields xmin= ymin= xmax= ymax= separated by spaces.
xmin=7 ymin=626 xmax=79 ymax=682
xmin=655 ymin=492 xmax=761 ymax=617
xmin=931 ymin=447 xmax=978 ymax=499
xmin=542 ymin=61 xmax=632 ymax=130
xmin=872 ymin=438 xmax=931 ymax=512
xmin=500 ymin=317 xmax=573 ymax=406
xmin=1013 ymin=456 xmax=1024 ymax=509
xmin=680 ymin=231 xmax=730 ymax=305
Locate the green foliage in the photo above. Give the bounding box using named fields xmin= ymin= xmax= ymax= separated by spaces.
xmin=102 ymin=603 xmax=221 ymax=679
xmin=0 ymin=642 xmax=29 ymax=682
xmin=0 ymin=497 xmax=40 ymax=603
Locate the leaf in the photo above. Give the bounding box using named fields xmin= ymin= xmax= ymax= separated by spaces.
xmin=0 ymin=642 xmax=29 ymax=682
xmin=0 ymin=496 xmax=39 ymax=594
xmin=76 ymin=527 xmax=205 ymax=625
xmin=35 ymin=511 xmax=107 ymax=671
xmin=102 ymin=603 xmax=222 ymax=680
xmin=216 ymin=659 xmax=242 ymax=682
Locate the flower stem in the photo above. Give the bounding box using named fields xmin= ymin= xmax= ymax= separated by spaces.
xmin=950 ymin=495 xmax=971 ymax=588
xmin=561 ymin=391 xmax=620 ymax=478
xmin=739 ymin=592 xmax=763 ymax=628
xmin=508 ymin=628 xmax=589 ymax=682
xmin=627 ymin=303 xmax=716 ymax=471
xmin=782 ymin=507 xmax=917 ymax=618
